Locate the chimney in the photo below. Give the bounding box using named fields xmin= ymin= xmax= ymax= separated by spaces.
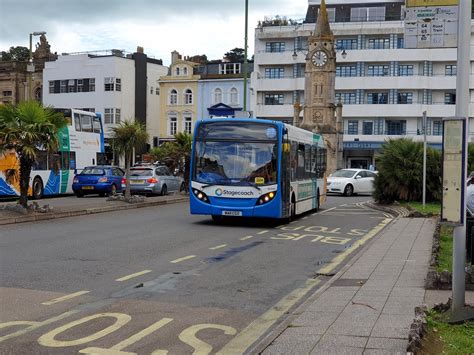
xmin=171 ymin=50 xmax=180 ymax=64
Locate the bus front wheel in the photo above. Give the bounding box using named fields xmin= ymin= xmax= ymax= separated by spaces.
xmin=32 ymin=177 xmax=44 ymax=200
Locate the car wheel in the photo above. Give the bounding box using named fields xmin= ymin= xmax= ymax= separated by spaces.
xmin=212 ymin=215 xmax=223 ymax=223
xmin=75 ymin=191 xmax=84 ymax=198
xmin=161 ymin=184 xmax=167 ymax=196
xmin=32 ymin=177 xmax=44 ymax=199
xmin=344 ymin=184 xmax=354 ymax=197
xmin=180 ymin=182 xmax=186 ymax=192
xmin=107 ymin=184 xmax=117 ymax=197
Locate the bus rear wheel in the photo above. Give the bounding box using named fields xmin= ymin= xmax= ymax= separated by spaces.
xmin=32 ymin=177 xmax=44 ymax=200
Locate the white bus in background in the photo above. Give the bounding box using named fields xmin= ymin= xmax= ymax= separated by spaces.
xmin=0 ymin=108 xmax=106 ymax=199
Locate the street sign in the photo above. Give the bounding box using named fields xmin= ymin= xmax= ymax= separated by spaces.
xmin=406 ymin=0 xmax=459 ymax=6
xmin=441 ymin=117 xmax=466 ymax=225
xmin=404 ymin=5 xmax=458 ymax=48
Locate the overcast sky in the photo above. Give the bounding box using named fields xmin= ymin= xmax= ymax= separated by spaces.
xmin=0 ymin=0 xmax=309 ymax=65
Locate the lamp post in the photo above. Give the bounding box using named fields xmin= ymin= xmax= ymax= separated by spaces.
xmin=27 ymin=31 xmax=46 ymax=101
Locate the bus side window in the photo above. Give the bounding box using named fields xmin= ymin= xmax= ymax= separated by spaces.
xmin=74 ymin=113 xmax=81 ymax=131
xmin=70 ymin=152 xmax=76 ymax=170
xmin=93 ymin=117 xmax=102 ymax=133
xmin=81 ymin=114 xmax=93 ymax=132
xmin=297 ymin=144 xmax=305 ymax=180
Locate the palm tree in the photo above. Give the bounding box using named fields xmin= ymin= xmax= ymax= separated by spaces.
xmin=173 ymin=132 xmax=192 ymax=189
xmin=110 ymin=120 xmax=149 ymax=199
xmin=0 ymin=101 xmax=67 ymax=208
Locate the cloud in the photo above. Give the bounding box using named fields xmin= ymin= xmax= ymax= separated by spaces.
xmin=0 ymin=0 xmax=308 ymax=65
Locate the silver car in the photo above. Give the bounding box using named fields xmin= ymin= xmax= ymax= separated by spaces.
xmin=129 ymin=166 xmax=184 ymax=196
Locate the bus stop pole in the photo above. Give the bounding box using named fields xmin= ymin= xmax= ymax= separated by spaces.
xmin=452 ymin=0 xmax=470 ymax=316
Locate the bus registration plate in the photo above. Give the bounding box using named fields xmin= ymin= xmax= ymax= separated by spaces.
xmin=222 ymin=210 xmax=242 ymax=216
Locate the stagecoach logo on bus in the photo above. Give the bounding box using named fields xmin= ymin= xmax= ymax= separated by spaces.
xmin=215 ymin=188 xmax=255 ymax=197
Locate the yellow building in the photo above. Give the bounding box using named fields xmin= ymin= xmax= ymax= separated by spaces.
xmin=157 ymin=51 xmax=200 ymax=144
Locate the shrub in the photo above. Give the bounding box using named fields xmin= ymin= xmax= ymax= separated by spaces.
xmin=374 ymin=138 xmax=441 ymax=203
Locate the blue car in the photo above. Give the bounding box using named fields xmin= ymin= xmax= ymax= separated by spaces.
xmin=72 ymin=166 xmax=125 ymax=197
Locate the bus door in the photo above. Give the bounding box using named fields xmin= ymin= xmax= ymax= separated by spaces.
xmin=280 ymin=128 xmax=291 ymax=217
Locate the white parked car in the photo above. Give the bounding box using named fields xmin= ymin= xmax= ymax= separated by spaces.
xmin=327 ymin=169 xmax=377 ymax=196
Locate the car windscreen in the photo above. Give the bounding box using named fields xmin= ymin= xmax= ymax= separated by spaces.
xmin=81 ymin=167 xmax=105 ymax=175
xmin=330 ymin=170 xmax=357 ymax=178
xmin=130 ymin=169 xmax=153 ymax=177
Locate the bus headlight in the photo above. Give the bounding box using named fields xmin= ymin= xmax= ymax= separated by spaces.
xmin=193 ymin=189 xmax=210 ymax=203
xmin=257 ymin=191 xmax=276 ymax=205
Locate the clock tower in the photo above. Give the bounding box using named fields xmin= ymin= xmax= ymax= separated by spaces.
xmin=299 ymin=0 xmax=343 ymax=174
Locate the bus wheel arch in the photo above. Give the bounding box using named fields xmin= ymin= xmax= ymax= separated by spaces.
xmin=32 ymin=176 xmax=44 ymax=199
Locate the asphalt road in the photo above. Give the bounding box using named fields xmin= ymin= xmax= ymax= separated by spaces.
xmin=0 ymin=195 xmax=391 ymax=354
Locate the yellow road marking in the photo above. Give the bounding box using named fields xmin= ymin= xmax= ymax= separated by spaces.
xmin=170 ymin=255 xmax=196 ymax=264
xmin=209 ymin=244 xmax=227 ymax=250
xmin=80 ymin=318 xmax=173 ymax=354
xmin=38 ymin=313 xmax=131 ymax=347
xmin=257 ymin=230 xmax=269 ymax=235
xmin=216 ymin=278 xmax=321 ymax=354
xmin=318 ymin=218 xmax=392 ymax=275
xmin=0 ymin=311 xmax=79 ymax=343
xmin=240 ymin=236 xmax=254 ymax=240
xmin=180 ymin=324 xmax=237 ymax=354
xmin=41 ymin=291 xmax=90 ymax=305
xmin=115 ymin=270 xmax=152 ymax=282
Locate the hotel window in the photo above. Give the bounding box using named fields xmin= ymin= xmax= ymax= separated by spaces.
xmin=397 ymin=92 xmax=413 ymax=104
xmin=368 ymin=38 xmax=390 ymax=49
xmin=169 ymin=89 xmax=178 ymax=105
xmin=184 ymin=115 xmax=192 ymax=134
xmin=115 ymin=108 xmax=121 ymax=124
xmin=104 ymin=77 xmax=115 ymax=91
xmin=150 ymin=86 xmax=154 ymax=94
xmin=104 ymin=108 xmax=114 ymax=124
xmin=60 ymin=80 xmax=67 ymax=93
xmin=49 ymin=81 xmax=55 ymax=93
xmin=336 ymin=65 xmax=357 ymax=77
xmin=367 ymin=65 xmax=389 ymax=76
xmin=363 ymin=121 xmax=374 ymax=135
xmin=386 ymin=120 xmax=406 ymax=135
xmin=264 ymin=93 xmax=284 ymax=105
xmin=155 ymin=87 xmax=160 ymax=95
xmin=184 ymin=89 xmax=193 ymax=104
xmin=445 ymin=93 xmax=456 ymax=104
xmin=77 ymin=79 xmax=84 ymax=92
xmin=374 ymin=119 xmax=384 ymax=135
xmin=230 ymin=88 xmax=238 ymax=105
xmin=445 ymin=65 xmax=457 ymax=76
xmin=67 ymin=79 xmax=77 ymax=93
xmin=265 ymin=67 xmax=284 ymax=79
xmin=336 ymin=39 xmax=357 ymax=50
xmin=169 ymin=114 xmax=177 ymax=136
xmin=214 ymin=88 xmax=222 ymax=103
xmin=367 ymin=92 xmax=388 ymax=104
xmin=265 ymin=42 xmax=285 ymax=53
xmin=397 ymin=38 xmax=404 ymax=48
xmin=399 ymin=65 xmax=413 ymax=76
xmin=432 ymin=120 xmax=443 ymax=136
xmin=350 ymin=7 xmax=385 ymax=22
xmin=335 ymin=92 xmax=356 ymax=104
xmin=115 ymin=78 xmax=121 ymax=91
xmin=347 ymin=120 xmax=359 ymax=135
xmin=89 ymin=78 xmax=95 ymax=92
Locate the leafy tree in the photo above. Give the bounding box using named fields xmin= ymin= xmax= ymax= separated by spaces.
xmin=373 ymin=138 xmax=442 ymax=203
xmin=224 ymin=48 xmax=245 ymax=62
xmin=1 ymin=46 xmax=30 ymax=62
xmin=149 ymin=132 xmax=192 ymax=190
xmin=0 ymin=101 xmax=67 ymax=208
xmin=110 ymin=120 xmax=149 ymax=199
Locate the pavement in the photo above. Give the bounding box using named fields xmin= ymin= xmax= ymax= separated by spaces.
xmin=0 ymin=193 xmax=188 ymax=225
xmin=258 ymin=217 xmax=474 ymax=355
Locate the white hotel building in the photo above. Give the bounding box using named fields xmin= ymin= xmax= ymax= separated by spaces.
xmin=250 ymin=0 xmax=474 ymax=169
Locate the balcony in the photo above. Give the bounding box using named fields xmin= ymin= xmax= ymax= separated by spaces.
xmin=335 ymin=75 xmax=458 ymax=90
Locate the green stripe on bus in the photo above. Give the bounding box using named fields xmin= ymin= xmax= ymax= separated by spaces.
xmin=58 ymin=126 xmax=70 ymax=193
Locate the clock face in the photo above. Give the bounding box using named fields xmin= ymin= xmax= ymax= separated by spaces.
xmin=311 ymin=50 xmax=328 ymax=67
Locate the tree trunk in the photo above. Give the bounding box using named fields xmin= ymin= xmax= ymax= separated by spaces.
xmin=125 ymin=152 xmax=131 ymax=200
xmin=19 ymin=154 xmax=32 ymax=209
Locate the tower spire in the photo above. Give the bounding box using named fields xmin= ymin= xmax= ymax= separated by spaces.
xmin=314 ymin=0 xmax=332 ymax=38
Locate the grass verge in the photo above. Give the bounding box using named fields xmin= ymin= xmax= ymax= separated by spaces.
xmin=403 ymin=201 xmax=441 ymax=216
xmin=424 ymin=310 xmax=474 ymax=355
xmin=437 ymin=225 xmax=454 ymax=273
